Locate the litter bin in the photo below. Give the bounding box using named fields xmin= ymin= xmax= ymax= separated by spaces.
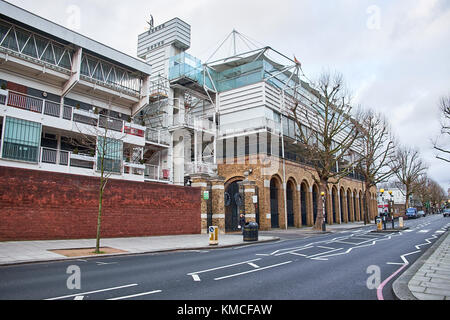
xmin=243 ymin=222 xmax=259 ymax=242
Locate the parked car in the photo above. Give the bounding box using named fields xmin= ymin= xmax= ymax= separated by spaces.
xmin=417 ymin=210 xmax=426 ymax=218
xmin=406 ymin=208 xmax=418 ymax=219
xmin=444 ymin=209 xmax=450 ymax=218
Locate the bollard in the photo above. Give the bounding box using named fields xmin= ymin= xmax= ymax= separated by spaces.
xmin=209 ymin=226 xmax=219 ymax=246
xmin=376 ymin=217 xmax=383 ymax=231
xmin=399 ymin=217 xmax=404 ymax=229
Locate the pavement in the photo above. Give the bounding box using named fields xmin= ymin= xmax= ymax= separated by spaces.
xmin=393 ymin=225 xmax=450 ymax=300
xmin=0 ymin=221 xmax=369 ymax=266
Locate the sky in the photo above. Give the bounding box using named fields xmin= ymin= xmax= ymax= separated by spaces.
xmin=6 ymin=0 xmax=450 ymax=193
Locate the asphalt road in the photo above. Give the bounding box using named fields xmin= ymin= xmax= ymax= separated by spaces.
xmin=0 ymin=214 xmax=448 ymax=301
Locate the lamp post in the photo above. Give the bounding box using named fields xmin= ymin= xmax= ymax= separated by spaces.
xmin=388 ymin=190 xmax=394 ymax=229
xmin=321 ymin=191 xmax=326 ymax=232
xmin=379 ymin=189 xmax=387 ymax=230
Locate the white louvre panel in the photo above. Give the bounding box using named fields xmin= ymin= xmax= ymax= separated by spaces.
xmin=265 ymin=82 xmax=363 ymax=154
xmin=218 ymin=82 xmax=264 ymax=115
xmin=137 ymin=18 xmax=191 ymax=59
xmin=146 ymin=47 xmax=169 ymax=79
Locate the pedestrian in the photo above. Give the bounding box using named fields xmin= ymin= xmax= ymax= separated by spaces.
xmin=239 ymin=213 xmax=246 ymax=234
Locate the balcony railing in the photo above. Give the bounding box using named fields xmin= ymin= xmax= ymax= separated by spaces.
xmin=3 ymin=90 xmax=147 ymax=140
xmin=40 ymin=147 xmax=94 ymax=169
xmin=185 ymin=161 xmax=218 ymax=176
xmin=219 ymin=117 xmax=281 ymax=137
xmin=145 ymin=164 xmax=170 ymax=182
xmin=145 ymin=129 xmax=171 ymax=146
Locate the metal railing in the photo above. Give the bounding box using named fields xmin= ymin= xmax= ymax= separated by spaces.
xmin=145 ymin=129 xmax=171 ymax=146
xmin=145 ymin=164 xmax=170 ymax=182
xmin=219 ymin=117 xmax=281 ymax=137
xmin=5 ymin=90 xmax=145 ymax=139
xmin=185 ymin=161 xmax=217 ymax=175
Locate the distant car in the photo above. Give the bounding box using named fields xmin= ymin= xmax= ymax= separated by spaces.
xmin=444 ymin=209 xmax=450 ymax=218
xmin=406 ymin=208 xmax=418 ymax=219
xmin=417 ymin=210 xmax=426 ymax=218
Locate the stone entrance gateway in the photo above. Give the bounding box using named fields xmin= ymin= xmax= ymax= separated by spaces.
xmin=225 ymin=180 xmax=242 ymax=232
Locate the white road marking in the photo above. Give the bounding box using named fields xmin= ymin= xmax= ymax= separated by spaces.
xmin=274 ymin=246 xmax=314 ymax=257
xmin=307 ymin=248 xmax=343 ymax=259
xmin=74 ymin=296 xmax=84 ymax=300
xmin=386 ymin=262 xmax=405 ymax=265
xmin=187 ymin=259 xmax=262 ymax=276
xmin=107 ymin=290 xmax=162 ymax=300
xmin=45 ymin=283 xmax=138 ymax=300
xmin=214 ymin=261 xmax=293 ymax=281
xmin=418 ymin=230 xmax=430 ymax=233
xmin=191 ymin=274 xmax=201 ymax=282
xmin=248 ymin=263 xmax=260 ymax=269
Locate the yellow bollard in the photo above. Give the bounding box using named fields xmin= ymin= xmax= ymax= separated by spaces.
xmin=209 ymin=226 xmax=219 ymax=246
xmin=399 ymin=217 xmax=404 ymax=229
xmin=376 ymin=218 xmax=383 ymax=231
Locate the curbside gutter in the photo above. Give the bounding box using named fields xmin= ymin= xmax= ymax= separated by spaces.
xmin=392 ymin=231 xmax=449 ymax=300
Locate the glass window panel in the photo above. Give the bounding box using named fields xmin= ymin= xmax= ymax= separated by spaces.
xmin=2 ymin=117 xmax=41 ymax=162
xmin=97 ymin=137 xmax=122 ymax=173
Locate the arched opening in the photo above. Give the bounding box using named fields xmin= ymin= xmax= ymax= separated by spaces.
xmin=270 ymin=178 xmax=280 ymax=229
xmin=332 ymin=187 xmax=338 ymax=224
xmin=312 ymin=184 xmax=319 ymax=225
xmin=353 ymin=190 xmax=358 ymax=221
xmin=300 ymin=182 xmax=308 ymax=226
xmin=286 ymin=180 xmax=295 ymax=228
xmin=225 ymin=179 xmax=243 ymax=232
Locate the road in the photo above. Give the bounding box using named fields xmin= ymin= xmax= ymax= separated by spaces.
xmin=0 ymin=215 xmax=448 ymax=301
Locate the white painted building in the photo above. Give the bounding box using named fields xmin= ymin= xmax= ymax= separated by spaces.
xmin=0 ymin=1 xmax=173 ymax=183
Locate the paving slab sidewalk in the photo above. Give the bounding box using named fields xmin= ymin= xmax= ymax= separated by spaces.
xmin=393 ymin=231 xmax=450 ymax=300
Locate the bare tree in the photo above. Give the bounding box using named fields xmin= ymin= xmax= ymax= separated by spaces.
xmin=434 ymin=95 xmax=450 ymax=163
xmin=356 ymin=108 xmax=397 ymax=224
xmin=71 ymin=109 xmax=128 ymax=254
xmin=414 ymin=176 xmax=446 ymax=213
xmin=291 ymin=72 xmax=362 ymax=230
xmin=390 ymin=146 xmax=428 ymax=210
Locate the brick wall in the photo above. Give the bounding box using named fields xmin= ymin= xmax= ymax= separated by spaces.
xmin=0 ymin=166 xmax=201 ymax=241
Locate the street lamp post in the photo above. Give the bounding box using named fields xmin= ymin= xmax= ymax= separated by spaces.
xmin=321 ymin=192 xmax=326 ymax=232
xmin=389 ymin=190 xmax=394 ymax=229
xmin=380 ymin=189 xmax=387 ymax=230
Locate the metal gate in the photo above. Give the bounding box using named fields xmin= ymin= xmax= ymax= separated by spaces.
xmin=225 ymin=180 xmax=243 ymax=232
xmin=270 ymin=180 xmax=279 ymax=229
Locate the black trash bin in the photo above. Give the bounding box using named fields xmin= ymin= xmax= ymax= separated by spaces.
xmin=243 ymin=222 xmax=259 ymax=242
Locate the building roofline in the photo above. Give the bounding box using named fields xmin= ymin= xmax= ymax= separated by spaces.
xmin=0 ymin=0 xmax=152 ymax=75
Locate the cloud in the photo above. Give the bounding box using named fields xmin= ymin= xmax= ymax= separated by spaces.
xmin=5 ymin=0 xmax=450 ymax=190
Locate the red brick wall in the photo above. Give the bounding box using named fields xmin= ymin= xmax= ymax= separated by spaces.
xmin=0 ymin=166 xmax=201 ymax=241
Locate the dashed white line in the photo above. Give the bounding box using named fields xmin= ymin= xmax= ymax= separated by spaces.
xmin=214 ymin=261 xmax=293 ymax=281
xmin=107 ymin=290 xmax=162 ymax=300
xmin=45 ymin=283 xmax=138 ymax=300
xmin=248 ymin=262 xmax=260 ymax=269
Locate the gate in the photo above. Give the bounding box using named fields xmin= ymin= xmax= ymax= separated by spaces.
xmin=225 ymin=180 xmax=243 ymax=232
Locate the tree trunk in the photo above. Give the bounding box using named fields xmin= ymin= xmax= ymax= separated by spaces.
xmin=314 ymin=181 xmax=328 ymax=230
xmin=364 ymin=188 xmax=372 ymax=225
xmin=95 ymin=177 xmax=104 ymax=254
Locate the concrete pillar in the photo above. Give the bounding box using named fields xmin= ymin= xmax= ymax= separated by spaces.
xmin=238 ymin=180 xmax=257 ymax=223
xmin=191 ymin=173 xmax=210 ymax=234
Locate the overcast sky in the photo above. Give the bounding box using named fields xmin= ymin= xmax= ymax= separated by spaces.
xmin=7 ymin=0 xmax=450 ymax=192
